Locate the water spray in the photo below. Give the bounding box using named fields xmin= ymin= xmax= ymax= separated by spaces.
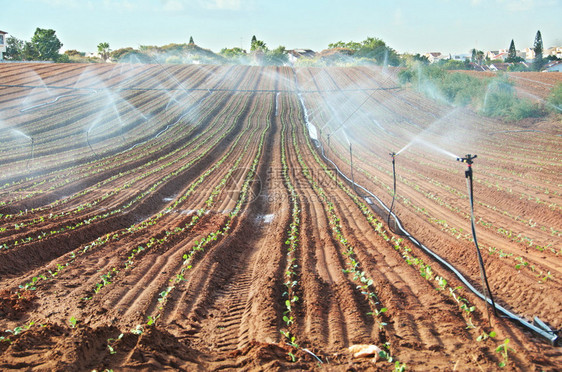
xmin=457 ymin=154 xmax=497 ymax=322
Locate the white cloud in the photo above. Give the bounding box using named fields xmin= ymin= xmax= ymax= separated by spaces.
xmin=203 ymin=0 xmax=242 ymax=10
xmin=495 ymin=0 xmax=558 ymax=11
xmin=497 ymin=0 xmax=535 ymax=11
xmin=161 ymin=0 xmax=185 ymax=11
xmin=394 ymin=8 xmax=404 ymax=26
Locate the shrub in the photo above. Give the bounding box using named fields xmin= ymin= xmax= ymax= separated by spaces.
xmin=547 ymin=83 xmax=562 ymax=114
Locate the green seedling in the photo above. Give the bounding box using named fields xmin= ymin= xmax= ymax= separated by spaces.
xmin=477 ymin=330 xmax=497 ymax=342
xmin=69 ymin=316 xmax=77 ymax=328
xmin=495 ymin=338 xmax=514 ymax=368
xmin=394 ymin=361 xmax=407 ymax=372
xmin=146 ymin=314 xmax=160 ymax=326
xmin=107 ymin=333 xmax=123 ymax=355
xmin=378 ymin=350 xmax=393 ymax=363
xmin=435 ymin=276 xmax=447 ymax=291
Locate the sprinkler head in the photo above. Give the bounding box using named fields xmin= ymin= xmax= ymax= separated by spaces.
xmin=457 ymin=154 xmax=477 ymax=165
xmin=389 ymin=151 xmax=396 ymax=158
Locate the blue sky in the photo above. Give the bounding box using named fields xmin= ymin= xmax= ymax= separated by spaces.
xmin=3 ymin=0 xmax=561 ymax=55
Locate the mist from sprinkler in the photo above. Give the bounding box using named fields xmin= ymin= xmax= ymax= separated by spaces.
xmin=396 ymin=137 xmax=458 ymax=159
xmin=20 ymin=69 xmax=54 ymax=107
xmin=9 ymin=129 xmax=34 ymax=168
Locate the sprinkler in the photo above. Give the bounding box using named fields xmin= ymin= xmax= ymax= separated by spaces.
xmin=387 ymin=152 xmax=398 ymax=232
xmin=457 ymin=154 xmax=498 ymax=321
xmin=86 ymin=129 xmax=99 ymax=158
xmin=349 ymin=143 xmax=356 ymax=193
xmin=26 ymin=137 xmax=34 ymax=169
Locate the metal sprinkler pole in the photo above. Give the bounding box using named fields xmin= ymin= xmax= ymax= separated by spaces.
xmin=457 ymin=154 xmax=498 ymax=323
xmin=26 ymin=137 xmax=34 ymax=169
xmin=387 ymin=152 xmax=397 ymax=231
xmin=86 ymin=130 xmax=98 ymax=158
xmin=350 ymin=143 xmax=356 ymax=193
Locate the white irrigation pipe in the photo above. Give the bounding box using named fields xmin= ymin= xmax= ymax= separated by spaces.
xmin=20 ymin=89 xmax=97 ymax=112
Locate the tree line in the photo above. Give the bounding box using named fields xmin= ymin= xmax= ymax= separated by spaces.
xmin=3 ymin=28 xmax=558 ymax=70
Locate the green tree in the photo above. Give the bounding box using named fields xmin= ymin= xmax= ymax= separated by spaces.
xmin=5 ymin=35 xmax=24 ymax=60
xmin=471 ymin=48 xmax=477 ymax=63
xmin=64 ymin=49 xmax=85 ymax=57
xmin=328 ymin=40 xmax=362 ymax=51
xmin=251 ymin=36 xmax=267 ymax=52
xmin=264 ymin=45 xmax=288 ymax=65
xmin=533 ymin=30 xmax=544 ymax=70
xmin=97 ymin=42 xmax=111 ymax=61
xmin=508 ymin=39 xmax=516 ymax=60
xmin=476 ymin=50 xmax=485 ymax=65
xmin=29 ymin=28 xmax=63 ymax=61
xmin=220 ymin=47 xmax=246 ymax=58
xmin=505 ymin=40 xmax=523 ymax=63
xmin=189 ymin=36 xmax=194 ymax=44
xmin=22 ymin=41 xmax=39 ymax=60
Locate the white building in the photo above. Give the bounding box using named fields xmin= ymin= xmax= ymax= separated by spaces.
xmin=424 ymin=52 xmax=447 ymax=63
xmin=0 ymin=30 xmax=7 ymax=61
xmin=545 ymin=46 xmax=562 ymax=59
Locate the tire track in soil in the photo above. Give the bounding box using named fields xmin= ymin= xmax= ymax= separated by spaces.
xmin=283 ymin=94 xmax=375 ymax=351
xmin=158 ymin=93 xmax=286 ymax=353
xmin=94 ymin=95 xmax=266 ymax=327
xmin=0 ymin=93 xmax=250 ymax=279
xmin=49 ymin=92 xmax=266 ymax=331
xmin=9 ymin=94 xmax=263 ymax=328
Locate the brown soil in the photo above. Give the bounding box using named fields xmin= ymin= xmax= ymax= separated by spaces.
xmin=0 ymin=63 xmax=560 ymax=371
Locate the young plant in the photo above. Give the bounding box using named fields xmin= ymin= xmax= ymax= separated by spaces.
xmin=495 ymin=338 xmax=514 ymax=368
xmin=477 ymin=330 xmax=496 ymax=342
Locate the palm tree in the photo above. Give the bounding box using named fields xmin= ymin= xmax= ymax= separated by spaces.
xmin=97 ymin=42 xmax=111 ymax=62
xmin=476 ymin=50 xmax=485 ymax=65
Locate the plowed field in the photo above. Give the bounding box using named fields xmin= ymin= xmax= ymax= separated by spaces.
xmin=0 ymin=63 xmax=560 ymax=371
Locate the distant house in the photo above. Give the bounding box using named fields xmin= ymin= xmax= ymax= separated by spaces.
xmin=286 ymin=49 xmax=316 ymax=64
xmin=489 ymin=63 xmax=511 ymax=71
xmin=486 ymin=50 xmax=499 ymax=60
xmin=543 ymin=60 xmax=562 ymax=72
xmin=544 ymin=46 xmax=562 ymax=59
xmin=492 ymin=52 xmax=509 ymax=61
xmin=451 ymin=53 xmax=470 ymax=61
xmin=469 ymin=62 xmax=490 ymax=71
xmin=424 ymin=52 xmax=447 ymax=63
xmin=0 ymin=30 xmax=7 ymax=61
xmin=524 ymin=47 xmax=536 ymax=61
